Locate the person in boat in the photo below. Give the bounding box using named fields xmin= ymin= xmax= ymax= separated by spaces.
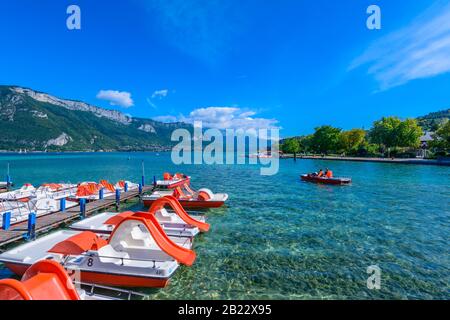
xmin=325 ymin=168 xmax=333 ymax=178
xmin=314 ymin=169 xmax=324 ymax=177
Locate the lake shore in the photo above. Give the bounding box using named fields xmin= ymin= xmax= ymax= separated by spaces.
xmin=282 ymin=154 xmax=450 ymax=166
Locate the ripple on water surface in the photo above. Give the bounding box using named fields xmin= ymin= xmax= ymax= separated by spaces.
xmin=0 ymin=153 xmax=448 ymax=299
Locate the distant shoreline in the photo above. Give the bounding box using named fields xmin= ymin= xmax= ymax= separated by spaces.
xmin=0 ymin=150 xmax=170 ymax=155
xmin=283 ymin=155 xmax=450 ymax=167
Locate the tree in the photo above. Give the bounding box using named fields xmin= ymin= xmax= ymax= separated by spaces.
xmin=298 ymin=135 xmax=314 ymax=153
xmin=339 ymin=129 xmax=366 ymax=154
xmin=311 ymin=126 xmax=342 ymax=154
xmin=369 ymin=117 xmax=401 ymax=150
xmin=395 ymin=119 xmax=423 ymax=148
xmin=430 ymin=120 xmax=450 ymax=152
xmin=281 ymin=138 xmax=300 ymax=154
xmin=369 ymin=117 xmax=423 ymax=156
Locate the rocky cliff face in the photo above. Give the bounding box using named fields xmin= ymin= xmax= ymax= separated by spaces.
xmin=45 ymin=133 xmax=73 ymax=147
xmin=0 ymin=85 xmax=192 ymax=151
xmin=11 ymin=87 xmax=132 ymax=125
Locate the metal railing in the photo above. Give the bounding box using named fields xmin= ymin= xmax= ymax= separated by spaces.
xmin=75 ymin=281 xmax=149 ymax=300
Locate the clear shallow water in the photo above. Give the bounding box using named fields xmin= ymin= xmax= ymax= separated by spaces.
xmin=0 ymin=152 xmax=449 ymax=300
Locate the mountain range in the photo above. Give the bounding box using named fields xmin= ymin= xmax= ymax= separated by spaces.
xmin=0 ymin=85 xmax=191 ymax=152
xmin=417 ymin=109 xmax=450 ymax=131
xmin=1 ymin=85 xmax=448 ymax=152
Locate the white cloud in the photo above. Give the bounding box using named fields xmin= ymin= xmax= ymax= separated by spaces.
xmin=96 ymin=90 xmax=134 ymax=108
xmin=146 ymin=98 xmax=157 ymax=109
xmin=152 ymin=89 xmax=169 ymax=99
xmin=350 ymin=2 xmax=450 ymax=90
xmin=154 ymin=107 xmax=279 ymax=130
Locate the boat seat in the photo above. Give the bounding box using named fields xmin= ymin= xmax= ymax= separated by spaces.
xmin=158 ymin=208 xmax=173 ymax=218
xmin=129 ymin=226 xmax=154 ymax=246
xmin=97 ymin=245 xmax=129 ymax=265
xmin=155 ymin=209 xmax=177 ymax=223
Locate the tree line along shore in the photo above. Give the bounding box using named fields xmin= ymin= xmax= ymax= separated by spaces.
xmin=281 ymin=116 xmax=450 ymax=160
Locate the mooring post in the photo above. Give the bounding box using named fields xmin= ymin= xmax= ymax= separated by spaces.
xmin=80 ymin=198 xmax=86 ymax=219
xmin=60 ymin=198 xmax=66 ymax=212
xmin=6 ymin=163 xmax=11 ymax=188
xmin=138 ymin=183 xmax=143 ymax=195
xmin=115 ymin=189 xmax=121 ymax=209
xmin=141 ymin=161 xmax=145 ymax=187
xmin=27 ymin=212 xmax=36 ymax=241
xmin=99 ymin=188 xmax=104 ymax=200
xmin=124 ymin=182 xmax=129 ymax=192
xmin=2 ymin=212 xmax=11 ymax=231
xmin=153 ymin=175 xmax=156 ymax=187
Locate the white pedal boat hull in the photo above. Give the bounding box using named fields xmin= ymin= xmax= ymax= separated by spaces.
xmin=0 ymin=227 xmax=182 ymax=288
xmin=70 ymin=210 xmax=203 ymax=239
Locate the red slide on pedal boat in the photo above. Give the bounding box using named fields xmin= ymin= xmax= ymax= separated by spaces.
xmin=0 ymin=215 xmax=196 ymax=289
xmin=143 ymin=173 xmax=228 ymax=209
xmin=300 ymin=174 xmax=352 ymax=185
xmin=0 ymin=260 xmax=80 ymax=300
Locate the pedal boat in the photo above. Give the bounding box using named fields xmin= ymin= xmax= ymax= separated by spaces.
xmin=0 ymin=184 xmax=36 ymax=201
xmin=0 ymin=197 xmax=78 ymax=226
xmin=70 ymin=196 xmax=209 ymax=238
xmin=156 ymin=172 xmax=191 ymax=189
xmin=143 ymin=173 xmax=228 ymax=209
xmin=300 ymin=174 xmax=352 ymax=185
xmin=115 ymin=180 xmax=140 ymax=192
xmin=35 ymin=183 xmax=78 ymax=200
xmin=67 ymin=182 xmax=115 ymax=202
xmin=0 ymin=215 xmax=196 ymax=288
xmin=0 ymin=260 xmax=147 ymax=300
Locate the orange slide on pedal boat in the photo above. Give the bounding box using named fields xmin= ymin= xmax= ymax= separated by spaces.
xmin=0 ymin=260 xmax=80 ymax=300
xmin=0 ymin=214 xmax=196 ymax=288
xmin=148 ymin=195 xmax=210 ymax=232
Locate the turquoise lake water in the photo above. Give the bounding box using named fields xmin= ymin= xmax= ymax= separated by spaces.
xmin=0 ymin=152 xmax=449 ymax=299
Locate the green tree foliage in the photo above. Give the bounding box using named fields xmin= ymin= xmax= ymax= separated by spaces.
xmin=369 ymin=117 xmax=422 ymax=150
xmin=339 ymin=129 xmax=366 ymax=154
xmin=430 ymin=120 xmax=450 ymax=152
xmin=0 ymin=86 xmax=192 ymax=151
xmin=298 ymin=135 xmax=314 ymax=153
xmin=311 ymin=126 xmax=342 ymax=154
xmin=281 ymin=138 xmax=300 ymax=154
xmin=396 ymin=119 xmax=423 ymax=148
xmin=417 ymin=109 xmax=450 ymax=131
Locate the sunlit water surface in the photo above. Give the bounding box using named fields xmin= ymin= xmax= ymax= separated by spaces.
xmin=0 ymin=153 xmax=448 ymax=299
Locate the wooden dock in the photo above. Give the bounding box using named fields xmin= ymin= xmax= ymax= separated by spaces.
xmin=0 ymin=186 xmax=153 ymax=250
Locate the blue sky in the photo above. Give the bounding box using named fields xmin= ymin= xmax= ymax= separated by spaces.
xmin=1 ymin=0 xmax=450 ymax=137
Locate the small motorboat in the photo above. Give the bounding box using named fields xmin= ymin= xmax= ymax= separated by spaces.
xmin=0 ymin=260 xmax=147 ymax=300
xmin=143 ymin=173 xmax=228 ymax=209
xmin=300 ymin=174 xmax=352 ymax=185
xmin=71 ymin=196 xmax=209 ymax=239
xmin=0 ymin=214 xmax=196 ymax=288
